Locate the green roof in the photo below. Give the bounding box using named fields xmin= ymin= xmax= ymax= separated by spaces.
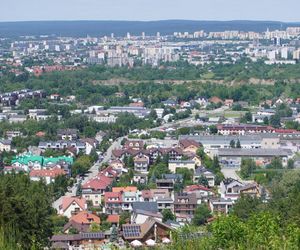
xmin=12 ymin=154 xmax=73 ymax=166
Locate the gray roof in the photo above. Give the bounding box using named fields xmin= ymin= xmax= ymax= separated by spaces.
xmin=162 ymin=173 xmax=183 ymax=180
xmin=0 ymin=139 xmax=11 ymax=145
xmin=179 ymin=134 xmax=279 ymax=145
xmin=218 ymin=148 xmax=291 ymax=157
xmin=132 ymin=201 xmax=158 ymax=213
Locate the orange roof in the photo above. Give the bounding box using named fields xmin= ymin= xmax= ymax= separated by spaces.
xmin=112 ymin=186 xmax=137 ymax=193
xmin=70 ymin=211 xmax=100 ymax=225
xmin=107 ymin=214 xmax=120 ymax=224
xmin=61 ymin=196 xmax=86 ymax=212
xmin=30 ymin=167 xmax=65 ymax=178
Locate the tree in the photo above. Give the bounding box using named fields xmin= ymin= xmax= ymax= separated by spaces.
xmin=240 ymin=158 xmax=256 ymax=179
xmin=230 ymin=139 xmax=236 ymax=148
xmin=267 ymin=157 xmax=283 ymax=169
xmin=90 ymin=148 xmax=98 ymax=162
xmin=192 ymin=204 xmax=212 ymax=226
xmin=287 ymin=159 xmax=294 ymax=169
xmin=198 ymin=175 xmax=209 ymax=187
xmin=149 ymin=109 xmax=158 ymax=120
xmin=269 ymin=114 xmax=281 ymax=128
xmin=232 ymin=195 xmax=263 ymax=220
xmin=162 ymin=209 xmax=176 ymax=223
xmin=236 ymin=139 xmax=241 ymax=148
xmin=90 ymin=222 xmax=101 ymax=232
xmin=119 ymin=211 xmax=131 ymax=225
xmin=110 ymin=224 xmax=118 ymax=242
xmin=244 ymin=112 xmax=252 ymax=122
xmin=209 ymin=125 xmax=218 ymax=134
xmin=263 ymin=116 xmax=269 ymax=125
xmin=211 ymin=156 xmax=221 ymax=172
xmin=176 ymin=168 xmax=193 ymax=185
xmin=76 ymin=181 xmax=82 ymax=196
xmin=0 ymin=174 xmax=54 ymax=249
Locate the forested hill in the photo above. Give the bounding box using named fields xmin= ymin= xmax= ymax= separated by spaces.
xmin=1 ymin=20 xmax=300 ymax=38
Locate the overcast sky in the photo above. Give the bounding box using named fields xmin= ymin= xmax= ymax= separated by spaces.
xmin=1 ymin=0 xmax=299 ymax=22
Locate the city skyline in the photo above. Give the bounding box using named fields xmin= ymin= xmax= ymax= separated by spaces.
xmin=1 ymin=0 xmax=300 ymax=22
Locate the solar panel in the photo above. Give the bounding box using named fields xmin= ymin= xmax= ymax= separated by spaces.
xmin=123 ymin=225 xmax=141 ymax=238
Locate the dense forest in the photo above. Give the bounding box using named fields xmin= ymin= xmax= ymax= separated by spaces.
xmin=2 ymin=62 xmax=300 ymax=106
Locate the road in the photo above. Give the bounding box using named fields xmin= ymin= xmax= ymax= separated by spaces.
xmin=52 ymin=136 xmax=124 ymax=211
xmin=221 ymin=167 xmax=242 ymax=181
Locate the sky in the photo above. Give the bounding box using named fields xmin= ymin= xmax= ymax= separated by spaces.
xmin=0 ymin=0 xmax=300 ymax=22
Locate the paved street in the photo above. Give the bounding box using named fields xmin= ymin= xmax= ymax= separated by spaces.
xmin=52 ymin=136 xmax=124 ymax=211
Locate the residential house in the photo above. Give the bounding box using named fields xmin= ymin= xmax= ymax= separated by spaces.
xmin=209 ymin=198 xmax=233 ymax=214
xmin=122 ymin=218 xmax=172 ymax=244
xmin=38 ymin=140 xmax=86 ymax=155
xmin=193 ymin=167 xmax=216 ymax=187
xmin=174 ymin=193 xmax=197 ymax=217
xmin=29 ymin=167 xmax=66 ymax=184
xmin=63 ymin=211 xmax=101 ymax=234
xmin=59 ymin=197 xmax=87 ymax=218
xmin=209 ymin=96 xmax=223 ymax=104
xmin=131 ymin=202 xmax=161 ymax=224
xmin=168 ymin=159 xmax=196 ymax=173
xmin=82 ymin=138 xmax=98 ymax=155
xmin=82 ymin=175 xmax=113 ymax=207
xmin=220 ymin=178 xmax=244 ymax=201
xmin=224 ymin=99 xmax=234 ymax=107
xmin=156 ymin=174 xmax=183 ymax=192
xmin=124 ymin=140 xmax=144 ymax=150
xmin=239 ymin=182 xmax=262 ymax=198
xmin=134 ymin=155 xmax=150 ymax=173
xmin=122 ymin=192 xmax=139 ymax=211
xmin=104 ymin=192 xmax=123 ymax=214
xmin=51 ymin=232 xmax=106 ymax=250
xmin=179 ymin=139 xmax=200 ymax=154
xmin=0 ymin=139 xmax=11 ymax=152
xmin=132 ymin=173 xmax=148 ymax=185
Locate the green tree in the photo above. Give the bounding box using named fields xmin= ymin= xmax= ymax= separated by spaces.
xmin=230 ymin=139 xmax=236 ymax=148
xmin=287 ymin=159 xmax=294 ymax=169
xmin=192 ymin=204 xmax=212 ymax=226
xmin=236 ymin=139 xmax=241 ymax=148
xmin=119 ymin=211 xmax=131 ymax=225
xmin=269 ymin=114 xmax=281 ymax=128
xmin=162 ymin=209 xmax=176 ymax=223
xmin=110 ymin=224 xmax=118 ymax=242
xmin=240 ymin=158 xmax=256 ymax=179
xmin=232 ymin=195 xmax=263 ymax=220
xmin=198 ymin=175 xmax=209 ymax=187
xmin=90 ymin=222 xmax=101 ymax=232
xmin=267 ymin=157 xmax=283 ymax=169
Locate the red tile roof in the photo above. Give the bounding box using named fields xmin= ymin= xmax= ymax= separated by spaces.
xmin=184 ymin=184 xmax=212 ymax=192
xmin=82 ymin=174 xmax=112 ymax=191
xmin=70 ymin=211 xmax=100 ymax=224
xmin=105 ymin=192 xmax=122 ymax=203
xmin=30 ymin=167 xmax=65 ymax=178
xmin=107 ymin=214 xmax=120 ymax=224
xmin=179 ymin=139 xmax=200 ymax=148
xmin=61 ymin=196 xmax=86 ymax=212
